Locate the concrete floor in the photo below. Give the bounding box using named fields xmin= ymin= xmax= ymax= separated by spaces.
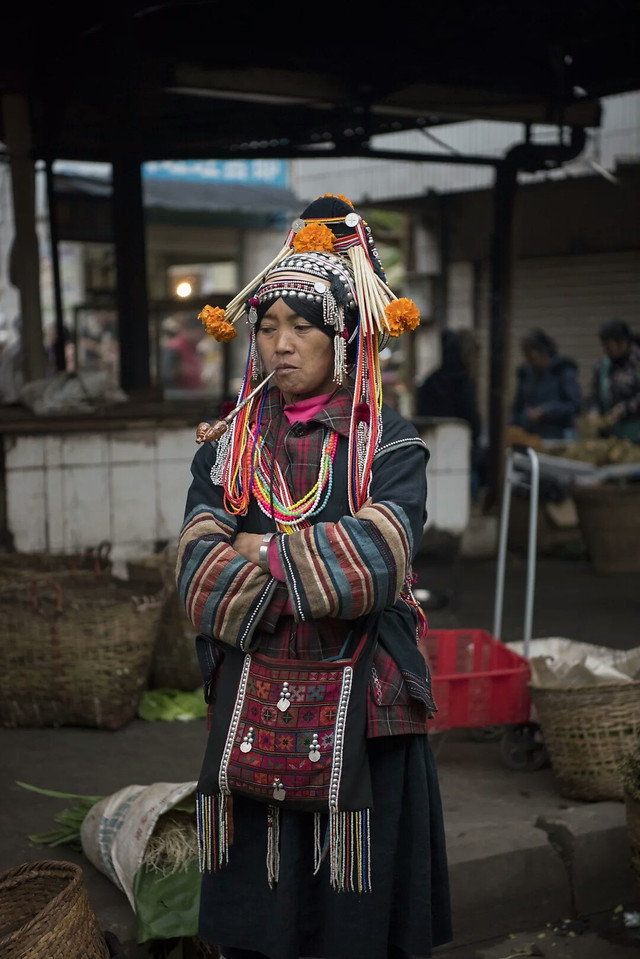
xmin=1 ymin=552 xmax=639 ymax=958
xmin=416 ymin=551 xmax=640 ymax=651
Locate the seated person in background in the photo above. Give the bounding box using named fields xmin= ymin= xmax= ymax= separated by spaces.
xmin=509 ymin=328 xmax=581 ymax=440
xmin=588 ymin=319 xmax=640 ymax=443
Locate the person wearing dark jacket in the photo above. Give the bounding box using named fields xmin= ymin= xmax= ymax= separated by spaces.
xmin=417 ymin=328 xmax=484 ymax=496
xmin=417 ymin=328 xmax=481 ymax=444
xmin=588 ymin=320 xmax=640 ymax=443
xmin=509 ymin=329 xmax=581 ymax=439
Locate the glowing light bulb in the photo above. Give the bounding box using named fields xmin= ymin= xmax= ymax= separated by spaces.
xmin=176 ymin=281 xmax=192 ymax=298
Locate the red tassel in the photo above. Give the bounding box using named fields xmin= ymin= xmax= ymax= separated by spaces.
xmin=401 ymin=577 xmax=429 ymax=639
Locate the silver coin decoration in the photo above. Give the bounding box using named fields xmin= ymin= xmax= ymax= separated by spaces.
xmin=345 ymin=212 xmax=360 ymax=227
xmin=240 ymin=726 xmax=255 ymax=753
xmin=308 ymin=732 xmax=320 ymax=763
xmin=273 ymin=778 xmax=286 ymax=801
xmin=277 ymin=681 xmax=291 ymax=712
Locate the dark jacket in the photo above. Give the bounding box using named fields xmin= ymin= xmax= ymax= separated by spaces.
xmin=417 ymin=330 xmax=481 ymax=443
xmin=589 ymin=341 xmax=640 ymax=442
xmin=509 ymin=355 xmax=581 ymax=439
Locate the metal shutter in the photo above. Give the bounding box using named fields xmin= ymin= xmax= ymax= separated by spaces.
xmin=475 ymin=250 xmax=640 ymax=427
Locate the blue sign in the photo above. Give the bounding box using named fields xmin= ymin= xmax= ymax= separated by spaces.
xmin=142 ymin=159 xmax=289 ymax=188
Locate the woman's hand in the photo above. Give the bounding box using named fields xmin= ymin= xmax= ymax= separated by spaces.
xmin=233 ymin=531 xmax=264 ymax=566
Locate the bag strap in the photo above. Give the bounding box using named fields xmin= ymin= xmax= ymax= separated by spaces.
xmin=323 ymin=629 xmax=370 ymax=665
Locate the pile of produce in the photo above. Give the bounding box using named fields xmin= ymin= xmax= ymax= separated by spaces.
xmin=547 ymin=436 xmax=640 ymax=466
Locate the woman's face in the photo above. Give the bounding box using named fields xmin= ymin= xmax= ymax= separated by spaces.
xmin=257 ymin=298 xmax=335 ymax=403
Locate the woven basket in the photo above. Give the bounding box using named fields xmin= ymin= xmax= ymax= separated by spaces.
xmin=0 ymin=860 xmax=110 ymax=959
xmin=151 ymin=588 xmax=201 ymax=691
xmin=573 ymin=484 xmax=640 ymax=573
xmin=0 ymin=544 xmax=113 ymax=585
xmin=529 ymin=681 xmax=640 ymax=801
xmin=0 ymin=578 xmax=162 ymax=730
xmin=624 ymin=792 xmax=640 ymax=889
xmin=127 ymin=548 xmax=200 ymax=692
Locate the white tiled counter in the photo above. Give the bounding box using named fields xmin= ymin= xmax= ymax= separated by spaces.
xmin=1 ymin=412 xmax=472 ymax=564
xmin=2 ymin=420 xmax=198 ymax=563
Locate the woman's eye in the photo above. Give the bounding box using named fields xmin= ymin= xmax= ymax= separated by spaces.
xmin=295 ymin=324 xmax=312 ymax=332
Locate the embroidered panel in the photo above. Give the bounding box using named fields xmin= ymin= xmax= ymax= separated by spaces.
xmin=220 ymin=654 xmax=352 ymax=806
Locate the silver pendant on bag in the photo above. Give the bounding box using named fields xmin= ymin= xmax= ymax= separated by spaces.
xmin=308 ymin=732 xmax=320 ymax=763
xmin=240 ymin=727 xmax=255 ymax=753
xmin=277 ymin=681 xmax=291 ymax=712
xmin=273 ymin=778 xmax=286 ymax=801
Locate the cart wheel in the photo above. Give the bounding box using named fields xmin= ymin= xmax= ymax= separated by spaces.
xmin=467 ymin=725 xmax=505 ymax=743
xmin=500 ymin=722 xmax=548 ymax=771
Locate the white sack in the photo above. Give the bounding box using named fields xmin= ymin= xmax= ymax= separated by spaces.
xmin=80 ymin=780 xmax=197 ymax=911
xmin=507 ymin=637 xmax=640 ymax=688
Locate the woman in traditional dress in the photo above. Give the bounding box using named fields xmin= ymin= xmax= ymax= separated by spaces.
xmin=176 ymin=193 xmax=452 ymax=959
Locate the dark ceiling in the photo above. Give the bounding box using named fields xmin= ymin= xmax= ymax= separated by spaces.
xmin=2 ymin=0 xmax=640 ymax=163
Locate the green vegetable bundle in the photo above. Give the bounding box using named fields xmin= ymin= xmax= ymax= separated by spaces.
xmin=17 ymin=781 xmax=105 ymax=850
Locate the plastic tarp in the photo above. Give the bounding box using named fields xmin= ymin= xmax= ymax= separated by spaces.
xmin=507 ymin=637 xmax=640 ymax=687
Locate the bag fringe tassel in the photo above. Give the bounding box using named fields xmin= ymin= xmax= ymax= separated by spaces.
xmin=266 ymin=804 xmax=281 ymax=889
xmin=328 ymin=808 xmax=372 ymax=893
xmin=196 ymin=791 xmax=230 ymax=872
xmin=197 ymin=793 xmax=372 ymax=893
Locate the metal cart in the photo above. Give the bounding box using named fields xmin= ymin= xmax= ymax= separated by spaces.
xmin=421 ymin=445 xmax=548 ymax=771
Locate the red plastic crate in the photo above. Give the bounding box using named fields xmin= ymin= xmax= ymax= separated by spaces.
xmin=418 ymin=629 xmax=531 ymax=733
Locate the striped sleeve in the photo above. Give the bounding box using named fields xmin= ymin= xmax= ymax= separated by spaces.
xmin=278 ymin=500 xmax=413 ymax=622
xmin=275 ymin=434 xmax=428 ymax=623
xmin=175 ymin=446 xmax=277 ymax=651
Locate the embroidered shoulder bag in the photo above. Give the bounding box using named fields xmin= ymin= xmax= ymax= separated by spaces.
xmin=195 ymin=627 xmax=376 ymax=892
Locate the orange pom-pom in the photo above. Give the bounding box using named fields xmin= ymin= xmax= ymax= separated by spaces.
xmin=198 ymin=305 xmax=237 ymax=343
xmin=293 ymin=222 xmax=336 ymax=253
xmin=321 ymin=192 xmax=354 ymax=209
xmin=384 ymin=298 xmax=421 ymax=337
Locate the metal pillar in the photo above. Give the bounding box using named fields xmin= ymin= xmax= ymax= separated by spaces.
xmin=486 ymin=159 xmax=518 ymax=510
xmin=2 ymin=93 xmax=46 ymax=383
xmin=44 ymin=158 xmax=66 ymax=372
xmin=107 ymin=8 xmax=151 ymax=395
xmin=112 ymin=156 xmax=151 ymax=393
xmin=485 ymin=128 xmax=587 ymax=510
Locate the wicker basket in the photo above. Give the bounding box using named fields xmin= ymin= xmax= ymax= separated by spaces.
xmin=127 ymin=548 xmax=201 ymax=692
xmin=0 ymin=578 xmax=162 ymax=730
xmin=151 ymin=589 xmax=201 ymax=691
xmin=573 ymin=483 xmax=640 ymax=573
xmin=0 ymin=860 xmax=110 ymax=959
xmin=529 ymin=681 xmax=640 ymax=801
xmin=624 ymin=792 xmax=640 ymax=890
xmin=0 ymin=544 xmax=113 ymax=585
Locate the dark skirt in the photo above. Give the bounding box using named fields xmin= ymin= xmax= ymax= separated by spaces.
xmin=198 ymin=734 xmax=452 ymax=959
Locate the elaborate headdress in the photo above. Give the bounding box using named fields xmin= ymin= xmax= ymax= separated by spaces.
xmin=198 ymin=193 xmax=420 ymax=515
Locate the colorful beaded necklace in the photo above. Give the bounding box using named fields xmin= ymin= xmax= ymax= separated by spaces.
xmin=252 ymin=425 xmax=339 ymax=533
xmin=222 ymin=386 xmax=340 ymax=533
